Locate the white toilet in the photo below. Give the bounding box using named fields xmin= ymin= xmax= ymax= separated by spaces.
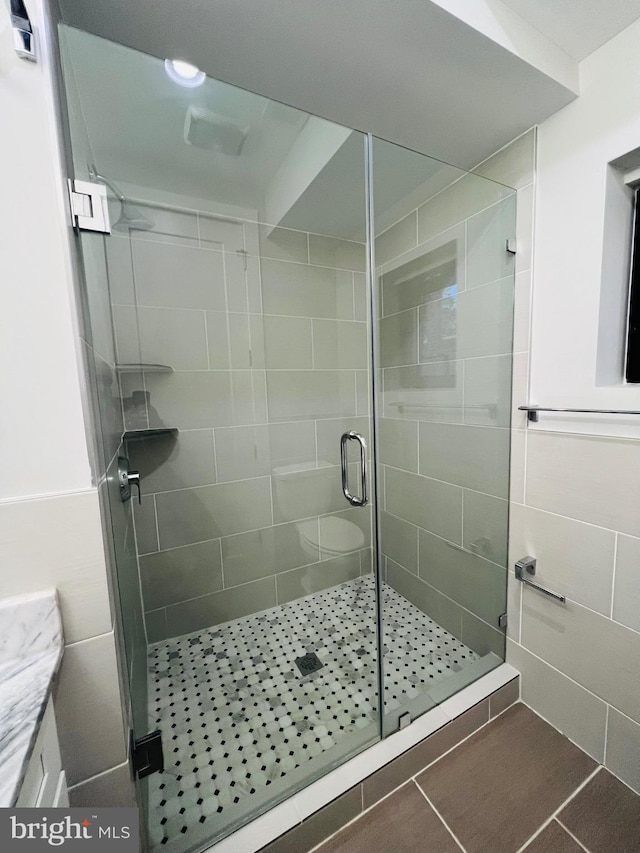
xmin=273 ymin=461 xmax=366 ymax=560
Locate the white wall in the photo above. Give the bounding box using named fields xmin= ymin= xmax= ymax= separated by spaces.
xmin=508 ymin=19 xmax=640 ymax=795
xmin=0 ymin=0 xmax=92 ymax=499
xmin=529 ymin=15 xmax=640 ymax=437
xmin=0 ymin=0 xmax=129 ymax=805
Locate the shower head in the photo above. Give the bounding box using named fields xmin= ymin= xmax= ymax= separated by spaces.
xmin=114 ymin=203 xmax=155 ymax=232
xmin=88 ymin=165 xmax=155 ymax=232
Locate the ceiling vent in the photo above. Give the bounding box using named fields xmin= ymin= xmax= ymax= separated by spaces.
xmin=183 ymin=106 xmax=248 ymax=155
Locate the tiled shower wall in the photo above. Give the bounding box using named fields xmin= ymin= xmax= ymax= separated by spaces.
xmin=505 ymin=92 xmax=640 ymax=792
xmin=374 ymin=135 xmax=531 ymax=659
xmin=108 ymin=210 xmax=373 ymax=642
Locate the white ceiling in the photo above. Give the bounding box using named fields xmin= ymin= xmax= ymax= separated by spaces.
xmin=56 ymin=0 xmax=640 ymax=235
xmin=62 ymin=27 xmax=311 ymax=211
xmin=56 ymin=0 xmax=578 ymax=172
xmin=501 ymin=0 xmax=640 ymax=61
xmin=62 ymin=27 xmax=464 ymax=239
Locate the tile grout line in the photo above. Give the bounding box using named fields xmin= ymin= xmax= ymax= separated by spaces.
xmin=514 ymin=766 xmax=602 ymax=853
xmin=511 ymin=632 xmax=640 ymax=709
xmin=307 ymin=693 xmax=518 ymax=853
xmin=609 ymin=532 xmax=618 ymax=619
xmin=414 ymin=782 xmax=467 ymax=852
xmin=555 ymin=817 xmax=591 ymax=852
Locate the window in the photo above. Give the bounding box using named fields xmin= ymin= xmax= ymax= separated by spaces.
xmin=626 ymin=187 xmax=640 ymax=382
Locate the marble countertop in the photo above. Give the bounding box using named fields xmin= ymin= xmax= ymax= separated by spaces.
xmin=0 ymin=589 xmax=64 ymax=806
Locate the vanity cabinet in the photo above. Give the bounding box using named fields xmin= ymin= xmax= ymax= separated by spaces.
xmin=16 ymin=699 xmax=68 ymax=808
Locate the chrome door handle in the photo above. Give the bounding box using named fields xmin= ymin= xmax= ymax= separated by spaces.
xmin=340 ymin=432 xmax=368 ymax=507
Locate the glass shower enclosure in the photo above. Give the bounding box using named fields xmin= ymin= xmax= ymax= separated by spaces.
xmin=58 ymin=24 xmax=515 ymax=853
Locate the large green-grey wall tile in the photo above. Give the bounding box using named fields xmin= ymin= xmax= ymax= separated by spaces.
xmin=267 ymin=421 xmax=317 ymax=470
xmin=382 ymin=363 xmax=462 ymax=423
xmin=418 ymin=527 xmax=506 ymax=626
xmin=457 ymin=278 xmax=514 ymax=359
xmin=309 ymin=234 xmax=366 ymax=272
xmin=132 ymin=240 xmax=225 ymax=310
xmin=133 ymin=497 xmax=158 ymax=555
xmin=379 ymin=309 xmax=418 ymax=367
xmin=129 ymin=430 xmax=216 ymax=493
xmin=378 ymin=418 xmax=418 ymax=472
xmin=140 ymin=539 xmax=223 ymax=610
xmin=316 ymin=418 xmax=370 ymax=466
xmin=221 ymin=522 xmax=317 ymax=586
xmin=463 ymin=355 xmax=512 ymax=428
xmin=165 ymin=577 xmax=277 ymax=635
xmin=198 ymin=216 xmax=244 ymax=252
xmin=155 ymin=478 xmax=272 ymax=548
xmin=381 ymin=234 xmax=459 ymax=315
xmin=276 ymin=553 xmax=360 ymax=604
xmin=380 ymin=511 xmax=418 ymax=573
xmin=258 ymin=225 xmax=308 ymax=263
xmin=272 ymin=464 xmax=347 ymax=523
xmin=386 ymin=559 xmax=463 ymax=640
xmin=214 ymin=425 xmax=272 ymax=482
xmin=261 ymin=260 xmax=353 ymax=319
xmin=312 ymin=319 xmax=367 ymax=369
xmin=384 ymin=466 xmax=462 ymax=543
xmin=462 ymin=490 xmax=509 ymax=568
xmin=205 ymin=312 xmax=231 ymax=369
xmin=466 ymin=196 xmax=516 ymax=290
xmin=134 ymin=206 xmax=199 ymax=247
xmin=262 ymin=316 xmax=313 ymax=369
xmin=136 ymin=306 xmax=209 ymax=370
xmin=266 ymin=371 xmax=356 ymax=421
xmin=375 ymin=211 xmax=417 ymax=266
xmin=418 ymin=422 xmax=510 ymax=498
xmin=145 ymin=372 xmax=234 ymax=429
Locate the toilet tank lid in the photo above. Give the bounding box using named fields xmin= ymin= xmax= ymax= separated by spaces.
xmin=301 ymin=515 xmax=366 ymax=551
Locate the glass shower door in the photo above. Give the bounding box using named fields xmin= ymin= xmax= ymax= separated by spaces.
xmin=370 ymin=137 xmax=516 ymax=733
xmin=59 ymin=24 xmax=379 ymax=851
xmin=58 ymin=19 xmax=516 ymax=852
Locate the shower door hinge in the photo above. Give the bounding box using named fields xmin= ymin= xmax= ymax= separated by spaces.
xmin=506 ymin=238 xmax=517 ymax=255
xmin=11 ymin=0 xmax=37 ymax=62
xmin=67 ymin=179 xmax=111 ymax=234
xmin=498 ymin=613 xmax=508 ymax=630
xmin=398 ymin=712 xmax=412 ymax=731
xmin=131 ymin=730 xmax=164 ymax=780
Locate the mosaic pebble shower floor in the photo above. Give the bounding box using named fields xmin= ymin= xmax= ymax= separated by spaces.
xmin=146 ymin=576 xmax=478 ymax=850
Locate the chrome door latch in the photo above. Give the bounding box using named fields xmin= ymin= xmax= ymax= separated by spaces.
xmin=118 ymin=456 xmax=142 ymax=504
xmin=515 ymin=556 xmax=565 ymax=603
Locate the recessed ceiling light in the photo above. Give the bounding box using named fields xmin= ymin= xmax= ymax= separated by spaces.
xmin=164 ymin=58 xmax=206 ymax=88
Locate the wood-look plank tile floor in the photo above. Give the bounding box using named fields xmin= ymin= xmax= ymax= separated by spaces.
xmin=317 ymin=704 xmax=640 ymax=853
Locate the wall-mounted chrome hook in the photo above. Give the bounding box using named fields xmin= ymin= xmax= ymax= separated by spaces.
xmin=515 ymin=556 xmax=565 ymax=603
xmin=11 ymin=0 xmax=37 ymax=62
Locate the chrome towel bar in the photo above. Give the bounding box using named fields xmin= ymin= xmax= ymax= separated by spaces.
xmin=519 ymin=405 xmax=640 ymax=423
xmin=515 ymin=557 xmax=565 ymax=603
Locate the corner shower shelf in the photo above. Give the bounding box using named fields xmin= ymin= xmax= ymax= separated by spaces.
xmin=123 ymin=428 xmax=179 ymax=442
xmin=116 ymin=363 xmax=173 ymax=374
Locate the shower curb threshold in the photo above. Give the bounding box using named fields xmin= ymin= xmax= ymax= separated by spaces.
xmin=205 ymin=661 xmax=519 ymax=853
